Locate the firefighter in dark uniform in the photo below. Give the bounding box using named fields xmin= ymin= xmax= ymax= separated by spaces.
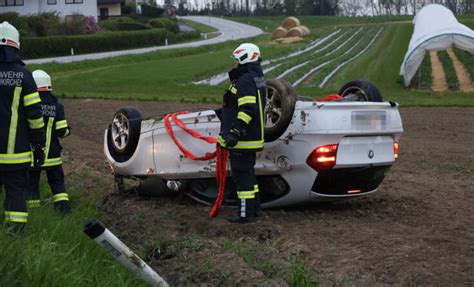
xmin=0 ymin=22 xmax=46 ymax=234
xmin=217 ymin=43 xmax=266 ymax=223
xmin=27 ymin=70 xmax=71 ymax=214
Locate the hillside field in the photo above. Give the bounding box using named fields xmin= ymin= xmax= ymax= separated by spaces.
xmin=29 ymin=16 xmax=474 ymax=106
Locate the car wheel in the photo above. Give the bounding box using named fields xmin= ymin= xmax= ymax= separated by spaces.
xmin=264 ymin=79 xmax=298 ymax=142
xmin=338 ymin=80 xmax=384 ymax=102
xmin=107 ymin=107 xmax=143 ymax=162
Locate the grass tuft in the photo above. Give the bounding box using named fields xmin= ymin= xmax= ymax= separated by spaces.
xmin=0 ymin=171 xmax=146 ymax=287
xmin=287 ymin=255 xmax=318 ymax=287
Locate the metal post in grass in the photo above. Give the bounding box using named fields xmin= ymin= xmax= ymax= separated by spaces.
xmin=84 ymin=219 xmax=168 ymax=287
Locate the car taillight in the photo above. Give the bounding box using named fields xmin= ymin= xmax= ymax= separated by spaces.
xmin=306 ymin=144 xmax=338 ymax=171
xmin=394 ymin=142 xmax=399 ymax=160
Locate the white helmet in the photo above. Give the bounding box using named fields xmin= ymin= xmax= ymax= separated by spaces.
xmin=231 ymin=43 xmax=261 ymax=65
xmin=33 ymin=70 xmax=52 ymax=91
xmin=0 ymin=21 xmax=20 ymax=49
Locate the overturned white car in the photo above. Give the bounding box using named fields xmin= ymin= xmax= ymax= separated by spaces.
xmin=104 ymin=80 xmax=403 ymax=208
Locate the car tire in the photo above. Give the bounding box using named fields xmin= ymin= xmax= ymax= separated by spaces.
xmin=107 ymin=107 xmax=143 ymax=163
xmin=265 ymin=79 xmax=298 ymax=142
xmin=338 ymin=80 xmax=384 ymax=102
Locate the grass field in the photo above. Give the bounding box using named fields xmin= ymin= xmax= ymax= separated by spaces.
xmin=238 ymin=16 xmax=474 ymax=105
xmin=180 ymin=19 xmax=219 ymax=33
xmin=231 ymin=13 xmax=469 ymax=30
xmin=0 ymin=170 xmax=146 ymax=287
xmin=230 ymin=15 xmax=413 ymax=31
xmin=325 ymin=22 xmax=474 ymax=106
xmin=28 ymin=33 xmax=312 ymax=103
xmin=28 ymin=15 xmax=474 ymax=107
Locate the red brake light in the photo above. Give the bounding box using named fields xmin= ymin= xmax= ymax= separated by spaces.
xmin=306 ymin=144 xmax=338 ymax=171
xmin=394 ymin=142 xmax=399 ymax=160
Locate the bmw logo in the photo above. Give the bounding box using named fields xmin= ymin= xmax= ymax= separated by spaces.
xmin=368 ymin=150 xmax=374 ymax=159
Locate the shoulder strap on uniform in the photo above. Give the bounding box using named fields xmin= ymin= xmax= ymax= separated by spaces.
xmin=253 ymin=76 xmax=266 ymax=89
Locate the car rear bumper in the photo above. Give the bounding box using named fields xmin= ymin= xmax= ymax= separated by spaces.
xmin=310 ymin=165 xmax=391 ymax=201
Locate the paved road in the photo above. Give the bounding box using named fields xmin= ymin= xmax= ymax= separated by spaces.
xmin=25 ymin=16 xmax=263 ymax=65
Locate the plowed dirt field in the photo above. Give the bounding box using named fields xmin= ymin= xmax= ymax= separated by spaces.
xmin=62 ymin=99 xmax=474 ymax=286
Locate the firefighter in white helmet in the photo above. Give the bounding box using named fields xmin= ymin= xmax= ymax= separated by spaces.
xmin=0 ymin=22 xmax=46 ymax=234
xmin=27 ymin=70 xmax=71 ymax=214
xmin=216 ymin=43 xmax=266 ymax=223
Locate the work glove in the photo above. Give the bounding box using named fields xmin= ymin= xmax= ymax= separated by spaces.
xmin=223 ymin=129 xmax=241 ymax=148
xmin=31 ymin=144 xmax=45 ymax=168
xmin=29 ymin=128 xmax=46 ymax=167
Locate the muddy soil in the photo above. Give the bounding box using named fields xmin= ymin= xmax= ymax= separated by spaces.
xmin=62 ymin=99 xmax=474 ymax=286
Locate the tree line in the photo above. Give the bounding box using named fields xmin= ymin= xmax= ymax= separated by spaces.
xmin=173 ymin=0 xmax=473 ymax=16
xmin=339 ymin=0 xmax=473 ymax=16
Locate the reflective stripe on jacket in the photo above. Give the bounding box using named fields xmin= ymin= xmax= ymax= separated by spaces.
xmin=218 ymin=62 xmax=266 ymax=152
xmin=36 ymin=92 xmax=70 ymax=168
xmin=0 ymin=48 xmax=45 ymax=170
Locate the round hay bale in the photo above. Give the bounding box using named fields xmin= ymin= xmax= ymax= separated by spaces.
xmin=287 ymin=26 xmax=304 ymax=38
xmin=272 ymin=26 xmax=287 ymax=39
xmin=300 ymin=25 xmax=310 ymax=36
xmin=281 ymin=17 xmax=300 ymax=29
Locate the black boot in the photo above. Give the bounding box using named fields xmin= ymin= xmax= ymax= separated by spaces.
xmin=54 ymin=201 xmax=71 ymax=215
xmin=4 ymin=222 xmax=27 ymax=236
xmin=226 ymin=198 xmax=255 ymax=224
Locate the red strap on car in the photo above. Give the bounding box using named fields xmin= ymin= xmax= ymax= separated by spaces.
xmin=164 ymin=112 xmax=227 ymax=217
xmin=316 ymin=94 xmax=343 ymax=101
xmin=209 ymin=146 xmax=228 ymax=218
xmin=164 ymin=112 xmax=217 ymax=160
xmin=171 ymin=112 xmax=218 ymax=144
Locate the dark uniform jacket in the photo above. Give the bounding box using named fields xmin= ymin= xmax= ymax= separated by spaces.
xmin=217 ymin=62 xmax=266 ymax=152
xmin=36 ymin=92 xmax=70 ymax=168
xmin=0 ymin=46 xmax=45 ymax=171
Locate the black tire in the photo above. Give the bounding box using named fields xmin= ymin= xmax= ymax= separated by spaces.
xmin=264 ymin=79 xmax=298 ymax=142
xmin=338 ymin=80 xmax=384 ymax=102
xmin=107 ymin=107 xmax=143 ymax=163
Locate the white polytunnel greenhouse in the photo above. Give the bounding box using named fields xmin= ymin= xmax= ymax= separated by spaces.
xmin=400 ymin=4 xmax=474 ymax=87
